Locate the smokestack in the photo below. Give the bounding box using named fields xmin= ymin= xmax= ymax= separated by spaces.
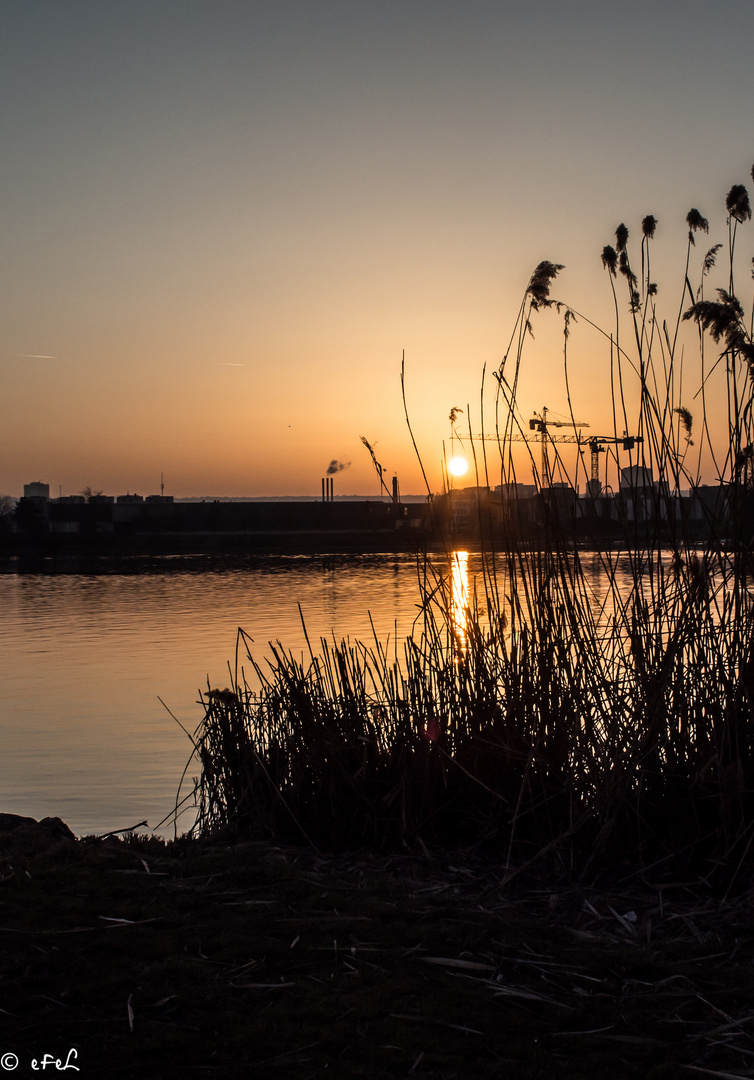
xmin=322 ymin=477 xmax=326 ymax=502
xmin=392 ymin=475 xmax=399 ymax=504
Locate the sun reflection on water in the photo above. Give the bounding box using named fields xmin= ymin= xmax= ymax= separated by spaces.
xmin=450 ymin=550 xmax=470 ymax=649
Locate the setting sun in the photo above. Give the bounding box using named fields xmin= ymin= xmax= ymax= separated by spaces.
xmin=448 ymin=455 xmax=469 ymax=478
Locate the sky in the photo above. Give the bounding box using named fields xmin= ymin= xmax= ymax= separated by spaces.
xmin=1 ymin=0 xmax=753 ymax=498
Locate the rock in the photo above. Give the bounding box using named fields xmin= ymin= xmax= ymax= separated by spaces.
xmin=38 ymin=817 xmax=77 ymax=841
xmin=0 ymin=813 xmax=76 ymax=853
xmin=0 ymin=813 xmax=39 ymax=832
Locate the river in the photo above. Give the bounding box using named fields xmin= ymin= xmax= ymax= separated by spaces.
xmin=0 ymin=548 xmax=655 ymax=838
xmin=0 ymin=553 xmax=446 ymax=837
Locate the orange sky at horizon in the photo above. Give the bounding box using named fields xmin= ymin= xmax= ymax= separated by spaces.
xmin=1 ymin=1 xmax=752 ymax=500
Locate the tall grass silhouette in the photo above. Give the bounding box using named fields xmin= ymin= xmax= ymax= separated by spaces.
xmin=187 ymin=167 xmax=754 ymax=883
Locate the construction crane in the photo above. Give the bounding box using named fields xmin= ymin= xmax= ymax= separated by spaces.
xmin=529 ymin=408 xmax=589 ymax=487
xmin=580 ymin=434 xmax=644 ymax=494
xmin=448 ymin=406 xmax=590 ymax=488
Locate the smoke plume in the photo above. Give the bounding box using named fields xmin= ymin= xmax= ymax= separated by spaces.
xmin=326 ymin=459 xmax=351 ymax=475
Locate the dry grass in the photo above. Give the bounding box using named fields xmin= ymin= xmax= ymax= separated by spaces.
xmin=3 ymin=827 xmax=754 ymax=1078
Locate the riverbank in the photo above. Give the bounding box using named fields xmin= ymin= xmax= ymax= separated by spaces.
xmin=1 ymin=819 xmax=753 ymax=1078
xmin=7 ymin=498 xmax=431 ymax=558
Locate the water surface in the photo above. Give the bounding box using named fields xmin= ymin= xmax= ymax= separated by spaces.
xmin=0 ymin=548 xmax=646 ymax=837
xmin=0 ymin=554 xmax=429 ymax=836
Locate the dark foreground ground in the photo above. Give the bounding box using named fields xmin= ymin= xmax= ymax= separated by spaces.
xmin=1 ymin=818 xmax=753 ymax=1079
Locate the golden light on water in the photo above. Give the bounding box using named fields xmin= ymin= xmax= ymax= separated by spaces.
xmin=448 ymin=455 xmax=469 ymax=478
xmin=450 ymin=550 xmax=470 ymax=648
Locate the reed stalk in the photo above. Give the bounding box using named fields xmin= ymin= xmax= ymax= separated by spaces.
xmin=187 ymin=168 xmax=754 ymax=883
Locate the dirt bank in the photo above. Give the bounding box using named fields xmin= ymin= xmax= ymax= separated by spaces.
xmin=1 ymin=820 xmax=752 ymax=1078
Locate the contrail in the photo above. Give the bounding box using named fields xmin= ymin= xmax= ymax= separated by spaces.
xmin=16 ymin=354 xmax=58 ymax=359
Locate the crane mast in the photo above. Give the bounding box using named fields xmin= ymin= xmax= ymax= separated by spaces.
xmin=529 ymin=408 xmax=589 ymax=487
xmin=580 ymin=434 xmax=643 ymax=494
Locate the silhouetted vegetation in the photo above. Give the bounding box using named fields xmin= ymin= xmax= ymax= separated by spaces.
xmin=0 ymin=494 xmax=15 ymax=536
xmin=186 ymin=168 xmax=754 ymax=886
